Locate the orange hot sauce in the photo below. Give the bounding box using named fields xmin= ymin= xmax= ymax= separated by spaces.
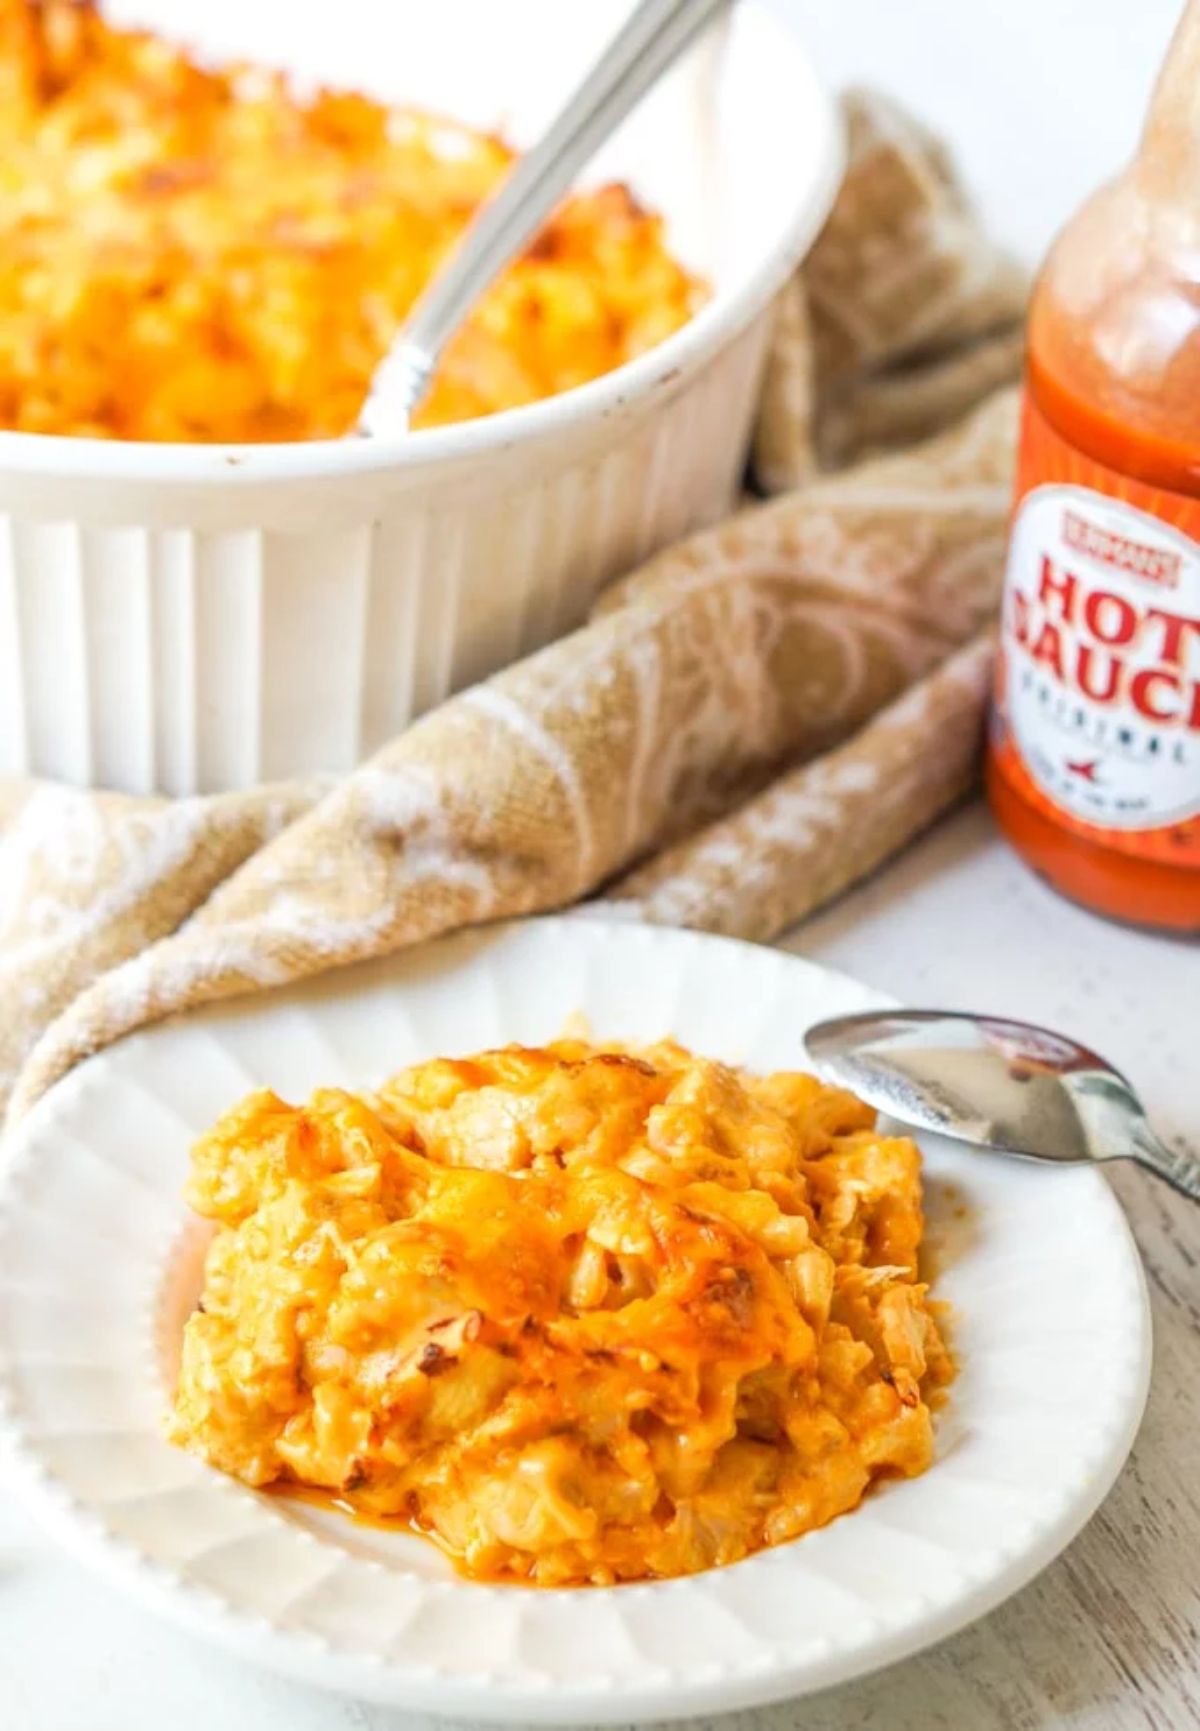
xmin=987 ymin=1 xmax=1200 ymax=930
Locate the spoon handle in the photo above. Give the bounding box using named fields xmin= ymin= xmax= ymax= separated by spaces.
xmin=1129 ymin=1123 xmax=1200 ymax=1201
xmin=359 ymin=0 xmax=733 ymax=436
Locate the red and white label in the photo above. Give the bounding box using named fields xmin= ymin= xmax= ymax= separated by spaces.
xmin=1002 ymin=483 xmax=1200 ymax=832
xmin=991 ymin=390 xmax=1200 ymax=872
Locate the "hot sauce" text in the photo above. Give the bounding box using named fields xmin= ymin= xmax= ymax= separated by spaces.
xmin=1012 ymin=555 xmax=1200 ymax=728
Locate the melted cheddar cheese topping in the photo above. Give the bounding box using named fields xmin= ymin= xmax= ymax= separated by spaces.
xmin=0 ymin=1 xmax=705 ymax=441
xmin=169 ymin=1042 xmax=951 ymax=1586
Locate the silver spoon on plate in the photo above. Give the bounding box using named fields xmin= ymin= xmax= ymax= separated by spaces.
xmin=804 ymin=1008 xmax=1200 ymax=1201
xmin=358 ymin=0 xmax=735 ymax=438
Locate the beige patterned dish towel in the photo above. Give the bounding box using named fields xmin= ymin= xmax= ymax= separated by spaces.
xmin=0 ymin=91 xmax=1025 ymax=1126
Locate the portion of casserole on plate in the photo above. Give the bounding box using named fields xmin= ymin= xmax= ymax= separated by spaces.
xmin=169 ymin=1040 xmax=952 ymax=1587
xmin=0 ymin=0 xmax=705 ymax=441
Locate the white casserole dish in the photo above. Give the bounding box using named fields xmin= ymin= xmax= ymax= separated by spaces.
xmin=0 ymin=0 xmax=842 ymax=795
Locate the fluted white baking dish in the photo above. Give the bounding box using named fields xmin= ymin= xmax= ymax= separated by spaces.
xmin=0 ymin=0 xmax=842 ymax=795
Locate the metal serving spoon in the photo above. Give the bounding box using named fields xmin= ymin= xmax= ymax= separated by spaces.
xmin=358 ymin=0 xmax=734 ymax=436
xmin=804 ymin=1009 xmax=1200 ymax=1202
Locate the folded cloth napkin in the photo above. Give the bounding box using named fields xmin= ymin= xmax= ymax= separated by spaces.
xmin=754 ymin=90 xmax=1026 ymax=486
xmin=0 ymin=91 xmax=1025 ymax=1126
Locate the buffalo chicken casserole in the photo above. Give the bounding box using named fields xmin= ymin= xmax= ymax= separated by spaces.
xmin=169 ymin=1041 xmax=951 ymax=1585
xmin=0 ymin=0 xmax=705 ymax=440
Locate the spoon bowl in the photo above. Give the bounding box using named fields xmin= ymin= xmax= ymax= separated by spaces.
xmin=804 ymin=1009 xmax=1200 ymax=1201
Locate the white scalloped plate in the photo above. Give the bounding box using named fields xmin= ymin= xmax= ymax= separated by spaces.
xmin=0 ymin=918 xmax=1151 ymax=1723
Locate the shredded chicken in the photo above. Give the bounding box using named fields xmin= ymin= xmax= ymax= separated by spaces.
xmin=169 ymin=1041 xmax=953 ymax=1586
xmin=0 ymin=0 xmax=705 ymax=440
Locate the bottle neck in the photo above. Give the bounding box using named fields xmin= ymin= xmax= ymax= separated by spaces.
xmin=1136 ymin=0 xmax=1200 ymax=202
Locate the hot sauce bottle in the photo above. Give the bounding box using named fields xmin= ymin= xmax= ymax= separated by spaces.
xmin=987 ymin=0 xmax=1200 ymax=930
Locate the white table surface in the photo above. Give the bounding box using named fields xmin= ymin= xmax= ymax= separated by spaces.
xmin=4 ymin=3 xmax=1198 ymax=1728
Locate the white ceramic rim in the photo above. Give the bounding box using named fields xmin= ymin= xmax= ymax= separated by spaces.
xmin=0 ymin=4 xmax=843 ymax=487
xmin=0 ymin=919 xmax=1153 ymax=1723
